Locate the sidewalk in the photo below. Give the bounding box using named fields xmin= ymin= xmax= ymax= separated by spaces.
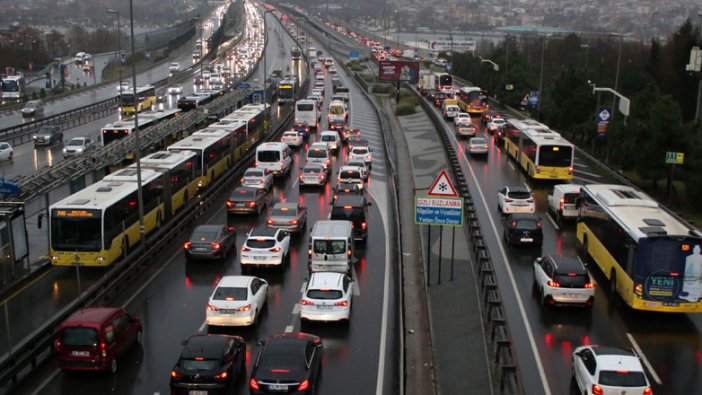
xmin=379 ymin=95 xmax=492 ymax=395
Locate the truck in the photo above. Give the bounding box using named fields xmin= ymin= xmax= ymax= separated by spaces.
xmin=402 ymin=49 xmax=416 ymax=60
xmin=420 ymin=72 xmax=436 ymax=96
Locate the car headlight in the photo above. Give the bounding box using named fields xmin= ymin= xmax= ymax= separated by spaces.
xmin=76 ymin=148 xmax=83 ymax=153
xmin=62 ymin=148 xmax=67 ymax=153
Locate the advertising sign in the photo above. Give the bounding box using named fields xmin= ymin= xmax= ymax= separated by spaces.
xmin=596 ymin=106 xmax=611 ymax=140
xmin=428 ymin=40 xmax=476 ymax=52
xmin=378 ymin=60 xmax=419 ymax=83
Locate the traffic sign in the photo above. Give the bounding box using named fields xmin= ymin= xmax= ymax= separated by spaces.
xmin=665 ymin=151 xmax=684 ymax=165
xmin=414 ymin=196 xmax=464 ymax=226
xmin=428 ymin=170 xmax=458 ymax=197
xmin=0 ymin=177 xmax=19 ymax=197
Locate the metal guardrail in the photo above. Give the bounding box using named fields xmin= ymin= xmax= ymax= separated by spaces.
xmin=412 ymin=87 xmax=524 ymax=395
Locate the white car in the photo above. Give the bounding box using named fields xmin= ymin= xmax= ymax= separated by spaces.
xmin=319 ymin=130 xmax=341 ymax=153
xmin=299 ymin=164 xmax=328 ymax=186
xmin=63 ymin=136 xmax=96 ymax=158
xmin=167 ymin=84 xmax=183 ymax=95
xmin=454 ymin=112 xmax=472 ymax=126
xmin=348 ymin=146 xmax=372 ymax=168
xmin=240 ymin=167 xmax=273 ymax=190
xmin=572 ymin=345 xmax=652 ymax=395
xmin=337 ymin=165 xmax=364 ymax=190
xmin=0 ymin=142 xmax=13 ymax=161
xmin=169 ymin=62 xmax=180 ymax=72
xmin=533 ymin=255 xmax=594 ymax=307
xmin=488 ymin=117 xmax=507 ymax=133
xmin=116 ymin=81 xmax=130 ymax=93
xmin=300 ymin=272 xmax=353 ymax=322
xmin=497 ymin=186 xmax=535 ymax=215
xmin=240 ymin=227 xmax=291 ymax=269
xmin=281 ymin=130 xmax=303 ymax=147
xmin=346 ymin=159 xmax=369 ymax=180
xmin=202 ymin=70 xmax=211 ymax=80
xmin=206 ymin=275 xmax=268 ymax=327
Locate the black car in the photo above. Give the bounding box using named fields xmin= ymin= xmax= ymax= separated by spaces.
xmin=170 ymin=334 xmax=246 ymax=395
xmin=332 ymin=182 xmax=363 ymax=203
xmin=330 ymin=195 xmax=371 ymax=242
xmin=249 ymin=332 xmax=323 ymax=395
xmin=226 ymin=186 xmax=268 ymax=215
xmin=184 ymin=224 xmax=237 ymax=261
xmin=503 ymin=213 xmax=543 ymax=247
xmin=32 ymin=125 xmax=63 ymax=147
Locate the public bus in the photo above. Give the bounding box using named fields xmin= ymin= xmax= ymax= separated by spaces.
xmin=277 ymin=78 xmax=297 ymax=104
xmin=437 ymin=73 xmax=454 ymax=95
xmin=119 ymin=85 xmax=157 ymax=115
xmin=458 ymin=86 xmax=489 ymax=114
xmin=503 ymin=119 xmax=574 ymax=180
xmin=49 ymin=168 xmax=166 ymax=267
xmin=167 ymin=129 xmax=232 ymax=189
xmin=101 ymin=108 xmax=180 ymax=146
xmin=129 ymin=150 xmax=201 ymax=216
xmin=1 ymin=74 xmax=26 ymax=104
xmin=576 ymin=184 xmax=702 ymax=313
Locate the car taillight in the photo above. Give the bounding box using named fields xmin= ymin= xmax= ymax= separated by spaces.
xmin=298 ymin=379 xmax=310 ymax=391
xmin=559 ymin=198 xmax=565 ymax=210
xmin=214 ymin=370 xmax=228 ymax=380
xmin=207 ymin=304 xmax=218 ymax=311
xmin=348 ymin=249 xmax=352 ymax=256
xmin=584 ymin=282 xmax=595 ymax=289
xmin=226 ymin=201 xmax=234 ymax=207
xmin=280 ymin=161 xmax=284 ymax=167
xmin=171 ymin=370 xmax=183 ymax=378
xmin=270 ymin=247 xmax=281 ymax=252
xmin=308 ymin=248 xmax=312 ymax=256
xmin=592 ymin=384 xmax=603 ymax=395
xmin=290 ymin=219 xmax=299 ymax=224
xmin=643 ymin=387 xmax=652 ymax=395
xmin=547 ymin=280 xmax=560 ymax=287
xmin=211 ymin=242 xmax=221 ymax=250
xmin=568 ymin=166 xmax=573 ymax=175
xmin=361 ymin=222 xmax=367 ymax=230
xmin=470 ymin=145 xmax=475 ymax=149
xmin=250 ymin=378 xmax=260 ymax=390
xmin=246 ymin=201 xmax=256 ymax=207
xmin=334 ymin=301 xmax=348 ymax=306
xmin=504 ymin=198 xmax=513 ymax=203
xmin=238 ymin=304 xmax=252 ymax=312
xmin=184 ymin=242 xmax=192 ymax=250
xmin=240 ymin=178 xmax=245 ymax=183
xmin=301 ymin=299 xmax=314 ymax=305
xmin=300 ymin=174 xmax=304 ymax=180
xmin=267 ymin=219 xmax=274 ymax=225
xmin=260 ymin=179 xmax=265 ymax=183
xmin=100 ymin=342 xmax=107 ymax=358
xmin=527 ymin=199 xmax=534 ymax=203
xmin=241 ymin=246 xmax=250 ymax=252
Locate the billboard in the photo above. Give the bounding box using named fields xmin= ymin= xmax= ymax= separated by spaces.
xmin=428 ymin=40 xmax=476 ymax=52
xmin=378 ymin=61 xmax=420 ymax=83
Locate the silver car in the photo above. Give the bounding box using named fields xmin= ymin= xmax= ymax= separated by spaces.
xmin=62 ymin=136 xmax=96 ymax=158
xmin=299 ymin=164 xmax=328 ymax=187
xmin=266 ymin=202 xmax=307 ymax=232
xmin=21 ymin=100 xmax=44 ymax=118
xmin=467 ymin=137 xmax=489 ymax=156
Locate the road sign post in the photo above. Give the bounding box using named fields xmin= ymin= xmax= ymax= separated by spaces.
xmin=665 ymin=151 xmax=684 ymax=204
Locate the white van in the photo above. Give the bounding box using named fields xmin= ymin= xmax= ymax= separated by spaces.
xmin=308 ymin=220 xmax=354 ymax=273
xmin=255 ymin=142 xmax=292 ymax=177
xmin=295 ymin=99 xmax=319 ymax=132
xmin=327 ymin=100 xmax=348 ymax=130
xmin=305 ymin=142 xmax=332 ymax=170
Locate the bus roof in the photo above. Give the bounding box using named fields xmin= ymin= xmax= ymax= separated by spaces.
xmin=50 ymin=168 xmax=161 ymax=212
xmin=167 ymin=133 xmax=225 ymax=152
xmin=583 ymin=184 xmax=698 ymax=240
xmin=103 ymin=109 xmax=180 ymax=131
xmin=137 ymin=150 xmax=197 ymax=169
xmin=192 ymin=128 xmax=230 ymax=139
xmin=508 ymin=119 xmax=572 ymax=147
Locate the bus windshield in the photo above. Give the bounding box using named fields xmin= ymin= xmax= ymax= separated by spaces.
xmin=278 ymin=86 xmax=294 ymax=99
xmin=119 ymin=94 xmax=137 ymax=106
xmin=1 ymin=79 xmax=20 ymax=92
xmin=50 ymin=213 xmax=102 ymax=251
xmin=538 ymin=145 xmax=572 ymax=167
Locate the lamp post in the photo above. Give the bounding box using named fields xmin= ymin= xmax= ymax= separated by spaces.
xmin=107 ymin=9 xmax=122 ymax=97
xmin=263 ymin=10 xmax=273 ymax=124
xmin=537 ymin=34 xmax=549 ymax=121
xmin=480 ymin=57 xmax=499 ymax=97
xmin=695 ymin=12 xmax=702 ymax=122
xmin=194 ymin=16 xmax=203 ymax=91
xmin=128 ymin=0 xmax=145 ymax=242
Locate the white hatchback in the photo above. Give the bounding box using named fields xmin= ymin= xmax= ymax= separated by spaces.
xmin=533 ymin=255 xmax=595 ymax=307
xmin=240 ymin=167 xmax=273 ymax=190
xmin=240 ymin=227 xmax=291 ymax=268
xmin=337 ymin=165 xmax=364 ymax=190
xmin=497 ymin=186 xmax=535 ymax=215
xmin=206 ymin=275 xmax=268 ymax=327
xmin=300 ymin=272 xmax=353 ymax=322
xmin=348 ymin=146 xmax=372 ymax=168
xmin=572 ymin=345 xmax=652 ymax=395
xmin=281 ymin=131 xmax=303 ymax=148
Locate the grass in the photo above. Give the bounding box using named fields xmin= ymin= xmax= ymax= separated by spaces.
xmin=372 ymin=83 xmax=395 ymax=94
xmin=395 ymin=101 xmax=417 ymax=116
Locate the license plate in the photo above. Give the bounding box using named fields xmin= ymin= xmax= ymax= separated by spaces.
xmin=236 ymin=203 xmax=247 ymax=207
xmin=189 ymin=391 xmax=208 ymax=395
xmin=71 ymin=351 xmax=89 ymax=356
xmin=269 ymin=384 xmax=288 ymax=391
xmin=219 ymin=309 xmax=236 ymax=314
xmin=254 ymin=256 xmax=267 ymax=260
xmin=192 ymin=248 xmax=208 ymax=252
xmin=520 ymin=238 xmax=533 ymax=243
xmin=317 ymin=305 xmax=333 ymax=310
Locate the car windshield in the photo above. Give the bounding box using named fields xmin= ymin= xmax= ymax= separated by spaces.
xmin=191 ymin=229 xmax=219 ymax=241
xmin=515 ymin=219 xmax=539 ymax=230
xmin=283 ymin=133 xmax=298 ymax=138
xmin=259 ymin=344 xmax=304 ymax=371
xmin=307 ymin=289 xmax=343 ymax=299
xmin=61 ymin=327 xmax=99 ymax=347
xmin=258 ymin=150 xmax=280 ymax=162
xmin=507 ymin=191 xmax=531 ymax=200
xmin=26 ymin=102 xmax=40 ymax=108
xmin=307 ymin=149 xmax=327 ymax=158
xmin=492 ymin=119 xmax=505 ymax=125
xmin=246 ymin=238 xmax=275 ymax=249
xmin=329 ymin=105 xmax=345 ymax=115
xmin=321 ymin=135 xmax=336 ymax=141
xmin=339 ymin=170 xmax=361 ymax=179
xmin=598 ymin=370 xmax=648 ymax=387
xmin=181 ymin=359 xmax=220 ymax=371
xmin=213 ymin=286 xmax=248 ymax=301
xmin=563 ymin=193 xmax=578 ymax=204
xmin=553 ymin=273 xmax=589 ymax=287
xmin=471 ymin=138 xmax=486 ymax=144
xmin=67 ymin=139 xmax=84 ymax=147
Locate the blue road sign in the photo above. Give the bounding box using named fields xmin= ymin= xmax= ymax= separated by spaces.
xmin=414 ymin=196 xmax=464 ymax=226
xmin=349 ymin=51 xmax=360 ymax=60
xmin=0 ymin=177 xmax=20 ymax=197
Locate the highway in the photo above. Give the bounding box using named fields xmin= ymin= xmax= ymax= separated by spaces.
xmin=9 ymin=5 xmax=398 ymax=395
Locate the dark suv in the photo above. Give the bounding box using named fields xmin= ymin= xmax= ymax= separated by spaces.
xmin=32 ymin=125 xmax=63 ymax=147
xmin=330 ymin=195 xmax=371 ymax=242
xmin=503 ymin=213 xmax=543 ymax=247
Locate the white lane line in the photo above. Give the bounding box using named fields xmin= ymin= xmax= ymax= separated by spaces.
xmin=292 ymin=303 xmax=300 ymax=315
xmin=29 ymin=370 xmax=60 ymax=395
xmin=574 ymin=169 xmax=602 ymax=178
xmin=461 ymin=139 xmax=552 ymax=394
xmin=300 ymin=281 xmax=308 ymax=293
xmin=122 ymin=246 xmax=183 ymax=308
xmin=373 ymin=178 xmax=392 ymax=395
xmin=546 ymin=212 xmax=560 ymax=231
xmin=351 ymin=265 xmax=361 ymax=296
xmin=508 ymin=161 xmax=516 ymax=171
xmin=198 ymin=321 xmax=207 ymax=334
xmin=626 ymin=333 xmax=662 ymax=385
xmin=284 ymin=325 xmax=293 ymax=333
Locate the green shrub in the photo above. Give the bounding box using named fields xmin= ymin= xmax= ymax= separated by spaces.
xmin=372 ymin=83 xmax=395 ymax=94
xmin=399 ymin=88 xmax=415 ymax=101
xmin=395 ymin=101 xmax=416 ymax=116
xmin=361 ymin=73 xmax=375 ymax=83
xmin=39 ymin=89 xmax=46 ymax=98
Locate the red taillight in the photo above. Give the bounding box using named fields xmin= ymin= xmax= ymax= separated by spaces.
xmin=246 ymin=201 xmax=256 ymax=207
xmin=240 ymin=178 xmax=245 ymax=183
xmin=207 ymin=304 xmax=218 ymax=311
xmin=584 ymin=282 xmax=595 ymax=289
xmin=301 ymin=299 xmax=314 ymax=305
xmin=308 ymin=248 xmax=312 ymax=256
xmin=361 ymin=222 xmax=367 ymax=230
xmin=260 ymin=179 xmax=265 ymax=183
xmin=643 ymin=387 xmax=653 ymax=395
xmin=504 ymin=198 xmax=513 ymax=203
xmin=592 ymin=384 xmax=603 ymax=395
xmin=238 ymin=304 xmax=252 ymax=312
xmin=536 ymin=165 xmax=541 ymax=173
xmin=298 ymin=379 xmax=309 ymax=391
xmin=270 ymin=247 xmax=281 ymax=252
xmin=250 ymin=378 xmax=260 ymax=390
xmin=171 ymin=370 xmax=183 ymax=378
xmin=241 ymin=246 xmax=250 ymax=252
xmin=214 ymin=370 xmax=228 ymax=380
xmin=226 ymin=201 xmax=234 ymax=207
xmin=348 ymin=249 xmax=352 ymax=256
xmin=470 ymin=145 xmax=475 ymax=149
xmin=279 ymin=161 xmax=284 ymax=167
xmin=547 ymin=280 xmax=560 ymax=287
xmin=290 ymin=219 xmax=299 ymax=224
xmin=211 ymin=242 xmax=221 ymax=250
xmin=568 ymin=166 xmax=573 ymax=175
xmin=334 ymin=300 xmax=348 ymax=306
xmin=267 ymin=219 xmax=274 ymax=225
xmin=184 ymin=242 xmax=192 ymax=250
xmin=559 ymin=197 xmax=565 ymax=210
xmin=100 ymin=342 xmax=107 ymax=358
xmin=300 ymin=174 xmax=304 ymax=180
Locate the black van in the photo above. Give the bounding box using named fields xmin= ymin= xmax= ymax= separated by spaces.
xmin=330 ymin=195 xmax=371 ymax=242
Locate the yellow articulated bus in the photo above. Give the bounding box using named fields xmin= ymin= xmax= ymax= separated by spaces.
xmin=119 ymin=85 xmax=157 ymax=115
xmin=49 ymin=168 xmax=166 ymax=267
xmin=503 ymin=119 xmax=574 ymax=180
xmin=167 ymin=130 xmax=233 ymax=190
xmin=577 ymin=184 xmax=702 ymax=313
xmin=208 ymin=103 xmax=267 ymax=160
xmin=129 ymin=151 xmax=201 ymax=216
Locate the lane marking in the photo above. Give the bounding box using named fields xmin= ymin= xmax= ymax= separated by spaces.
xmin=441 ymin=108 xmax=552 ymax=394
xmin=626 ymin=333 xmax=662 ymax=385
xmin=292 ymin=303 xmax=300 ymax=315
xmin=574 ymin=169 xmax=602 ymax=178
xmin=198 ymin=321 xmax=207 ymax=334
xmin=373 ymin=173 xmax=392 ymax=395
xmin=545 ymin=212 xmax=560 ymax=230
xmin=507 ymin=161 xmax=516 ymax=171
xmin=29 ymin=370 xmax=60 ymax=395
xmin=284 ymin=325 xmax=293 ymax=333
xmin=1 ymin=266 xmax=54 ymax=305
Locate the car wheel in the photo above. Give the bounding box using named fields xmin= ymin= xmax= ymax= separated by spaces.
xmin=8 ymin=152 xmax=13 ymax=161
xmin=110 ymin=358 xmax=117 ymax=374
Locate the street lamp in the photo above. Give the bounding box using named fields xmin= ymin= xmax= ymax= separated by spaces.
xmin=194 ymin=16 xmax=203 ymax=90
xmin=536 ymin=34 xmax=550 ymax=121
xmin=107 ymin=9 xmax=122 ymax=97
xmin=128 ymin=0 xmax=145 ymax=241
xmin=480 ymin=57 xmax=499 ymax=97
xmin=263 ymin=10 xmax=273 ymax=124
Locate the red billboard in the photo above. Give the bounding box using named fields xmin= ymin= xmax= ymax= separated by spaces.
xmin=378 ymin=60 xmax=420 ymax=83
